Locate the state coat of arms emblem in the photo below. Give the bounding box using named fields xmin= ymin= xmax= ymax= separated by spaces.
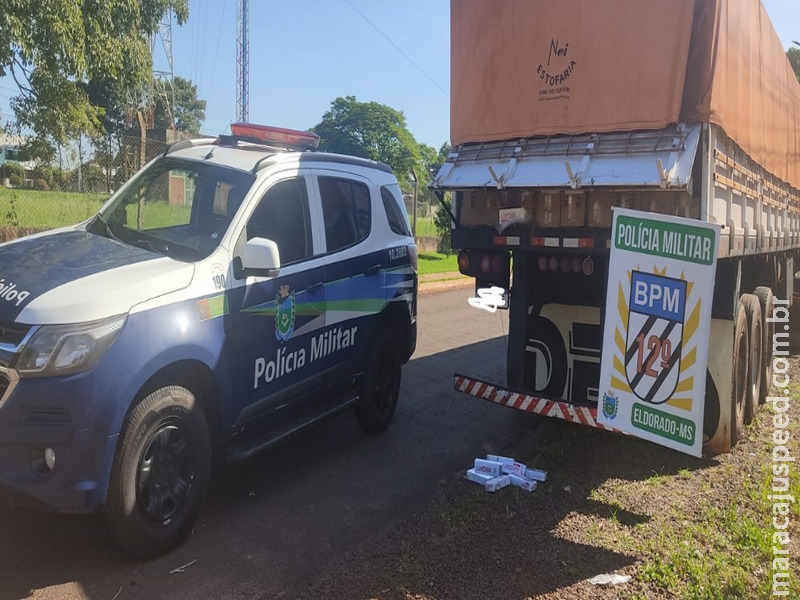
xmin=275 ymin=285 xmax=296 ymax=342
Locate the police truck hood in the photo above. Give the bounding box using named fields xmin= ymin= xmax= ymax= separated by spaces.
xmin=0 ymin=230 xmax=194 ymax=324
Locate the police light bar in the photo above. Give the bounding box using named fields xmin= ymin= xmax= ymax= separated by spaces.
xmin=229 ymin=123 xmax=320 ymax=150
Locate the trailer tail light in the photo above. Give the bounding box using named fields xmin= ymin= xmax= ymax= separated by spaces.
xmin=457 ymin=252 xmax=471 ymax=274
xmin=230 ymin=123 xmax=320 ymax=149
xmin=560 ymin=256 xmax=572 ymax=273
xmin=538 ymin=256 xmax=548 ymax=271
xmin=537 ymin=254 xmax=595 ymax=276
xmin=456 ymin=250 xmax=510 ymax=287
xmin=480 ymin=255 xmax=491 ymax=274
xmin=491 ymin=255 xmax=502 ymax=274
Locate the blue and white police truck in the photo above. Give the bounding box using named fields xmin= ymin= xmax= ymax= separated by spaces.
xmin=0 ymin=123 xmax=418 ymax=556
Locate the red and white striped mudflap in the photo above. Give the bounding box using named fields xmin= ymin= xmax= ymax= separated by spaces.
xmin=454 ymin=373 xmax=618 ymax=432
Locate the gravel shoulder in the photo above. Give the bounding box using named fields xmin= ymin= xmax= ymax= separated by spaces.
xmin=299 ymin=357 xmax=800 ymax=600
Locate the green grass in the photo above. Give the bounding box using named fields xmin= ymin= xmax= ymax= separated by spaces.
xmin=0 ymin=188 xmax=195 ymax=231
xmin=2 ymin=189 xmax=447 ymax=242
xmin=123 ymin=202 xmax=192 ymax=229
xmin=413 ymin=216 xmax=438 ymax=238
xmin=417 ymin=252 xmax=459 ymax=276
xmin=0 ymin=188 xmax=108 ymax=228
xmin=637 ymin=499 xmax=772 ymax=599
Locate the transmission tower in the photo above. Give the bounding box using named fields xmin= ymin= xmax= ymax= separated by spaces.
xmin=152 ymin=11 xmax=175 ymax=129
xmin=236 ymin=0 xmax=249 ymax=122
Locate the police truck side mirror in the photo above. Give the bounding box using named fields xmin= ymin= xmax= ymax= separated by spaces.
xmin=236 ymin=237 xmax=281 ymax=278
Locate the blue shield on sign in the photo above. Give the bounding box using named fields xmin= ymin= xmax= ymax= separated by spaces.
xmin=625 ymin=271 xmax=686 ymax=404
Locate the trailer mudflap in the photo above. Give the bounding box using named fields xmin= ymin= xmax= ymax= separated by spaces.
xmin=454 ymin=373 xmax=618 ymax=432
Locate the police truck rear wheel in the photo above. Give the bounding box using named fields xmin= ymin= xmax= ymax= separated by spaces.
xmin=730 ymin=300 xmax=749 ymax=447
xmin=753 ymin=286 xmax=774 ymax=404
xmin=105 ymin=386 xmax=211 ymax=558
xmin=355 ymin=329 xmax=401 ymax=433
xmin=741 ymin=294 xmax=762 ymax=424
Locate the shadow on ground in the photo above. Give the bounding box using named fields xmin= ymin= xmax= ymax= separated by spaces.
xmin=298 ymin=390 xmax=719 ymax=600
xmin=0 ymin=334 xmax=718 ymax=600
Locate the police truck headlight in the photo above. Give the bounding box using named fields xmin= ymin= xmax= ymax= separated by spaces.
xmin=16 ymin=315 xmax=126 ymax=377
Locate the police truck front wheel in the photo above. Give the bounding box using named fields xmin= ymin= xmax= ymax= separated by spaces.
xmin=355 ymin=328 xmax=401 ymax=433
xmin=730 ymin=300 xmax=750 ymax=447
xmin=105 ymin=386 xmax=211 ymax=558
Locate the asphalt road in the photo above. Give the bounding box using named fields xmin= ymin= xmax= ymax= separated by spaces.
xmin=0 ymin=288 xmax=539 ymax=600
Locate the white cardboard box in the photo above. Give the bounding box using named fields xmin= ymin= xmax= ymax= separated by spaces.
xmin=466 ymin=468 xmax=495 ymax=485
xmin=509 ymin=474 xmax=537 ymax=492
xmin=485 ymin=474 xmax=511 ymax=493
xmin=486 ymin=454 xmax=526 ymax=477
xmin=473 ymin=458 xmax=503 ymax=477
xmin=523 ymin=468 xmax=548 ymax=482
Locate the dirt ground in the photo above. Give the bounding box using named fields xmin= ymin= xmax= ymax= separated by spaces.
xmin=298 ymin=358 xmax=800 ymax=600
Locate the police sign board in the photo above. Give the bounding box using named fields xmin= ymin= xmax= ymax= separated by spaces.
xmin=598 ymin=208 xmax=720 ymax=457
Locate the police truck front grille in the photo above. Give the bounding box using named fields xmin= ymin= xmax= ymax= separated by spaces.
xmin=0 ymin=320 xmax=29 ymax=347
xmin=24 ymin=407 xmax=72 ymax=425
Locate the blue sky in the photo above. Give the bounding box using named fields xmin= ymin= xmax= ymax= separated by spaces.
xmin=161 ymin=0 xmax=451 ymax=147
xmin=0 ymin=0 xmax=798 ymax=150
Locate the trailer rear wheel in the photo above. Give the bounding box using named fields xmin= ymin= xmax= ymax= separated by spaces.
xmin=730 ymin=299 xmax=749 ymax=447
xmin=740 ymin=294 xmax=762 ymax=424
xmin=753 ymin=286 xmax=774 ymax=404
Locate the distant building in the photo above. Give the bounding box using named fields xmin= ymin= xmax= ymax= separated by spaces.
xmin=0 ymin=134 xmax=36 ymax=170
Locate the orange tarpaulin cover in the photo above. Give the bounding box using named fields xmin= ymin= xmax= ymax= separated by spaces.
xmin=451 ymin=0 xmax=800 ymax=189
xmin=681 ymin=0 xmax=800 ymax=188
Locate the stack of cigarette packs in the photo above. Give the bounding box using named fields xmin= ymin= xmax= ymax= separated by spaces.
xmin=465 ymin=454 xmax=547 ymax=493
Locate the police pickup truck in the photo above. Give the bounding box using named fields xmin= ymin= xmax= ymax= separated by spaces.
xmin=0 ymin=124 xmax=417 ymax=556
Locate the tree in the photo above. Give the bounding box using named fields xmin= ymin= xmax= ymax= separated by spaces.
xmin=788 ymin=48 xmax=800 ymax=84
xmin=431 ymin=143 xmax=454 ymax=253
xmin=2 ymin=162 xmax=25 ymax=187
xmin=153 ymin=77 xmax=206 ymax=133
xmin=0 ymin=1 xmax=188 ymax=155
xmin=313 ymin=96 xmax=421 ymax=183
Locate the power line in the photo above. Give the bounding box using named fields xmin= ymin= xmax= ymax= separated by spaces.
xmin=344 ymin=0 xmax=448 ymax=97
xmin=208 ymin=0 xmax=228 ymax=98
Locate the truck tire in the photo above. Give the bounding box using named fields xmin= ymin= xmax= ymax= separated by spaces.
xmin=105 ymin=386 xmax=211 ymax=558
xmin=730 ymin=299 xmax=750 ymax=447
xmin=355 ymin=328 xmax=401 ymax=433
xmin=753 ymin=286 xmax=774 ymax=404
xmin=740 ymin=294 xmax=762 ymax=425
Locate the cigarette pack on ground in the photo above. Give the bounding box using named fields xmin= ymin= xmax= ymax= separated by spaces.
xmin=509 ymin=474 xmax=537 ymax=492
xmin=485 ymin=474 xmax=511 ymax=493
xmin=486 ymin=454 xmax=526 ymax=477
xmin=473 ymin=458 xmax=503 ymax=477
xmin=466 ymin=468 xmax=495 ymax=485
xmin=523 ymin=468 xmax=547 ymax=482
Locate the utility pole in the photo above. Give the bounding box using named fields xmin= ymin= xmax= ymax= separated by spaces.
xmin=236 ymin=0 xmax=250 ymax=122
xmin=152 ymin=11 xmax=176 ymax=130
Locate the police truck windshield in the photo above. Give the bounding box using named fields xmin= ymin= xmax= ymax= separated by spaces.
xmin=89 ymin=157 xmax=255 ymax=260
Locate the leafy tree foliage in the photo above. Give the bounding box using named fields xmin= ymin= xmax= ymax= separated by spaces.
xmin=2 ymin=162 xmax=25 ymax=187
xmin=313 ymin=97 xmax=453 ymax=244
xmin=431 ymin=143 xmax=454 ymax=253
xmin=788 ymin=48 xmax=800 ymax=84
xmin=154 ymin=76 xmax=206 ymax=133
xmin=1 ymin=0 xmax=188 ymax=152
xmin=86 ymin=79 xmax=128 ymax=140
xmin=313 ymin=96 xmax=421 ymax=183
